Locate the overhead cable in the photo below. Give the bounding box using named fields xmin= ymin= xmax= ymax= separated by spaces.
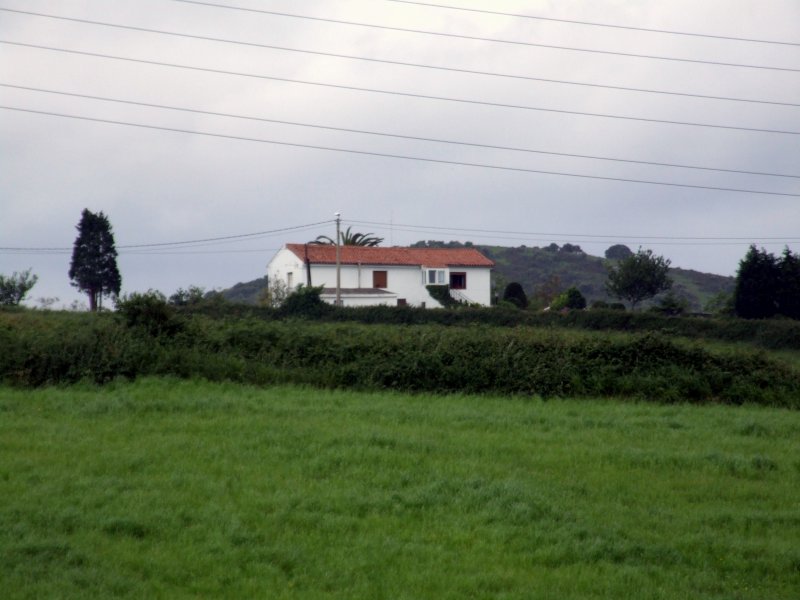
xmin=3 ymin=105 xmax=798 ymax=198
xmin=164 ymin=1 xmax=800 ymax=72
xmin=5 ymin=83 xmax=796 ymax=180
xmin=0 ymin=221 xmax=333 ymax=252
xmin=3 ymin=42 xmax=797 ymax=136
xmin=381 ymin=0 xmax=800 ymax=47
xmin=1 ymin=8 xmax=795 ymax=107
xmin=347 ymin=220 xmax=800 ymax=241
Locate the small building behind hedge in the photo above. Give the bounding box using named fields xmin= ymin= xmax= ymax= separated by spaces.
xmin=268 ymin=244 xmax=494 ymax=308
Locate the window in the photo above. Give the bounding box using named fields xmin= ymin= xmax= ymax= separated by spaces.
xmin=287 ymin=272 xmax=294 ymax=288
xmin=373 ymin=270 xmax=388 ymax=288
xmin=425 ymin=269 xmax=445 ymax=284
xmin=397 ymin=298 xmax=407 ymax=307
xmin=450 ymin=272 xmax=467 ymax=290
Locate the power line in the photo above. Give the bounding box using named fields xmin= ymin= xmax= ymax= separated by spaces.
xmin=6 ymin=83 xmax=796 ymax=179
xmin=4 ymin=41 xmax=798 ymax=136
xmin=0 ymin=221 xmax=332 ymax=252
xmin=120 ymin=222 xmax=331 ymax=249
xmin=3 ymin=104 xmax=798 ymax=198
xmin=123 ymin=248 xmax=280 ymax=255
xmin=352 ymin=226 xmax=796 ymax=247
xmin=347 ymin=220 xmax=800 ymax=241
xmin=166 ymin=1 xmax=800 ymax=72
xmin=381 ymin=0 xmax=800 ymax=47
xmin=2 ymin=216 xmax=794 ymax=256
xmin=2 ymin=8 xmax=796 ymax=107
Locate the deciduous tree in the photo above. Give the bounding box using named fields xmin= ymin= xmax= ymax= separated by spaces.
xmin=0 ymin=268 xmax=38 ymax=305
xmin=606 ymin=248 xmax=672 ymax=310
xmin=605 ymin=244 xmax=634 ymax=260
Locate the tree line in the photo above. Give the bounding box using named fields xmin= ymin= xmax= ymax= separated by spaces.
xmin=1 ymin=216 xmax=798 ymax=323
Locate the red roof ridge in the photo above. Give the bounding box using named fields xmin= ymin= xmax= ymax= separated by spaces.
xmin=285 ymin=244 xmax=494 ymax=268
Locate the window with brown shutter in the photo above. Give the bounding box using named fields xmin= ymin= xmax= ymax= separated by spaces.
xmin=373 ymin=270 xmax=388 ymax=288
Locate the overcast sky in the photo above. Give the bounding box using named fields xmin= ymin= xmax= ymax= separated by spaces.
xmin=2 ymin=0 xmax=798 ymax=307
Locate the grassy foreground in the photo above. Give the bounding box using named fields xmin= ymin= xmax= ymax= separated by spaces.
xmin=1 ymin=379 xmax=798 ymax=599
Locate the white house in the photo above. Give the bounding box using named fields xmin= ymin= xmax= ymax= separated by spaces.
xmin=267 ymin=244 xmax=495 ymax=307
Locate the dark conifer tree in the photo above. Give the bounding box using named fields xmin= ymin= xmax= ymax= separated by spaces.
xmin=502 ymin=282 xmax=528 ymax=309
xmin=69 ymin=209 xmax=121 ymax=311
xmin=733 ymin=245 xmax=779 ymax=319
xmin=777 ymin=248 xmax=800 ymax=320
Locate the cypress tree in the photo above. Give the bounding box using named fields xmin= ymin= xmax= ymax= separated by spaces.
xmin=777 ymin=248 xmax=800 ymax=320
xmin=69 ymin=209 xmax=122 ymax=311
xmin=733 ymin=245 xmax=779 ymax=319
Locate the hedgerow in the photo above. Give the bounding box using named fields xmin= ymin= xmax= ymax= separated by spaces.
xmin=181 ymin=303 xmax=800 ymax=351
xmin=1 ymin=308 xmax=798 ymax=407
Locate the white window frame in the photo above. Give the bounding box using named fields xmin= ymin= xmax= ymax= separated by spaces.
xmin=424 ymin=269 xmax=446 ymax=285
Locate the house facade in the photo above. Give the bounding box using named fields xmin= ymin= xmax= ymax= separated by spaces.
xmin=267 ymin=244 xmax=495 ymax=307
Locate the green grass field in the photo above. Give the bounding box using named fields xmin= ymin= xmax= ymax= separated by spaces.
xmin=1 ymin=379 xmax=799 ymax=599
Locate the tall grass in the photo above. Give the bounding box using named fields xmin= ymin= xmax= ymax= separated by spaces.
xmin=1 ymin=379 xmax=798 ymax=598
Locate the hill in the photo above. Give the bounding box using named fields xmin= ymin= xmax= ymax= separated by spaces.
xmin=474 ymin=243 xmax=733 ymax=311
xmin=222 ymin=243 xmax=733 ymax=311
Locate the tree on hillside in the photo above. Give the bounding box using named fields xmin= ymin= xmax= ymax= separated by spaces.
xmin=606 ymin=248 xmax=672 ymax=310
xmin=0 ymin=269 xmax=38 ymax=305
xmin=69 ymin=209 xmax=121 ymax=311
xmin=311 ymin=226 xmax=383 ymax=247
xmin=502 ymin=282 xmax=528 ymax=309
xmin=605 ymin=244 xmax=634 ymax=260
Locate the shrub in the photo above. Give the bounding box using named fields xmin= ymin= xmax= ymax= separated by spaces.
xmin=551 ymin=287 xmax=587 ymax=311
xmin=116 ymin=290 xmax=181 ymax=336
xmin=168 ymin=286 xmax=206 ymax=306
xmin=651 ymin=292 xmax=689 ymax=316
xmin=502 ymin=282 xmax=528 ymax=309
xmin=0 ymin=269 xmax=38 ymax=306
xmin=425 ymin=285 xmax=457 ymax=308
xmin=278 ymin=285 xmax=331 ymax=318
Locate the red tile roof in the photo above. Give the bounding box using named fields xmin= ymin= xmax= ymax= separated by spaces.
xmin=285 ymin=244 xmax=494 ymax=268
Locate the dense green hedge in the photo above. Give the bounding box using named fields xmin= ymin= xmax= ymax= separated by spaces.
xmin=2 ymin=309 xmax=798 ymax=407
xmin=185 ymin=303 xmax=800 ymax=351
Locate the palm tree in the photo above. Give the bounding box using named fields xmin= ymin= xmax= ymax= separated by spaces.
xmin=310 ymin=226 xmax=383 ymax=247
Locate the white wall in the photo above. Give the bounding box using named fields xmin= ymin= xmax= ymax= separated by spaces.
xmin=459 ymin=267 xmax=492 ymax=306
xmin=267 ymin=247 xmax=493 ymax=308
xmin=311 ymin=264 xmax=442 ymax=307
xmin=266 ymin=247 xmax=308 ymax=293
xmin=320 ymin=293 xmax=397 ymax=307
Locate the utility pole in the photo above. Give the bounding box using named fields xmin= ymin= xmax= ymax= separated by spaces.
xmin=335 ymin=212 xmax=341 ymax=306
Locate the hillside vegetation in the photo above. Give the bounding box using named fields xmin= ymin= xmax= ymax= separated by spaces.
xmin=478 ymin=244 xmax=733 ymax=310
